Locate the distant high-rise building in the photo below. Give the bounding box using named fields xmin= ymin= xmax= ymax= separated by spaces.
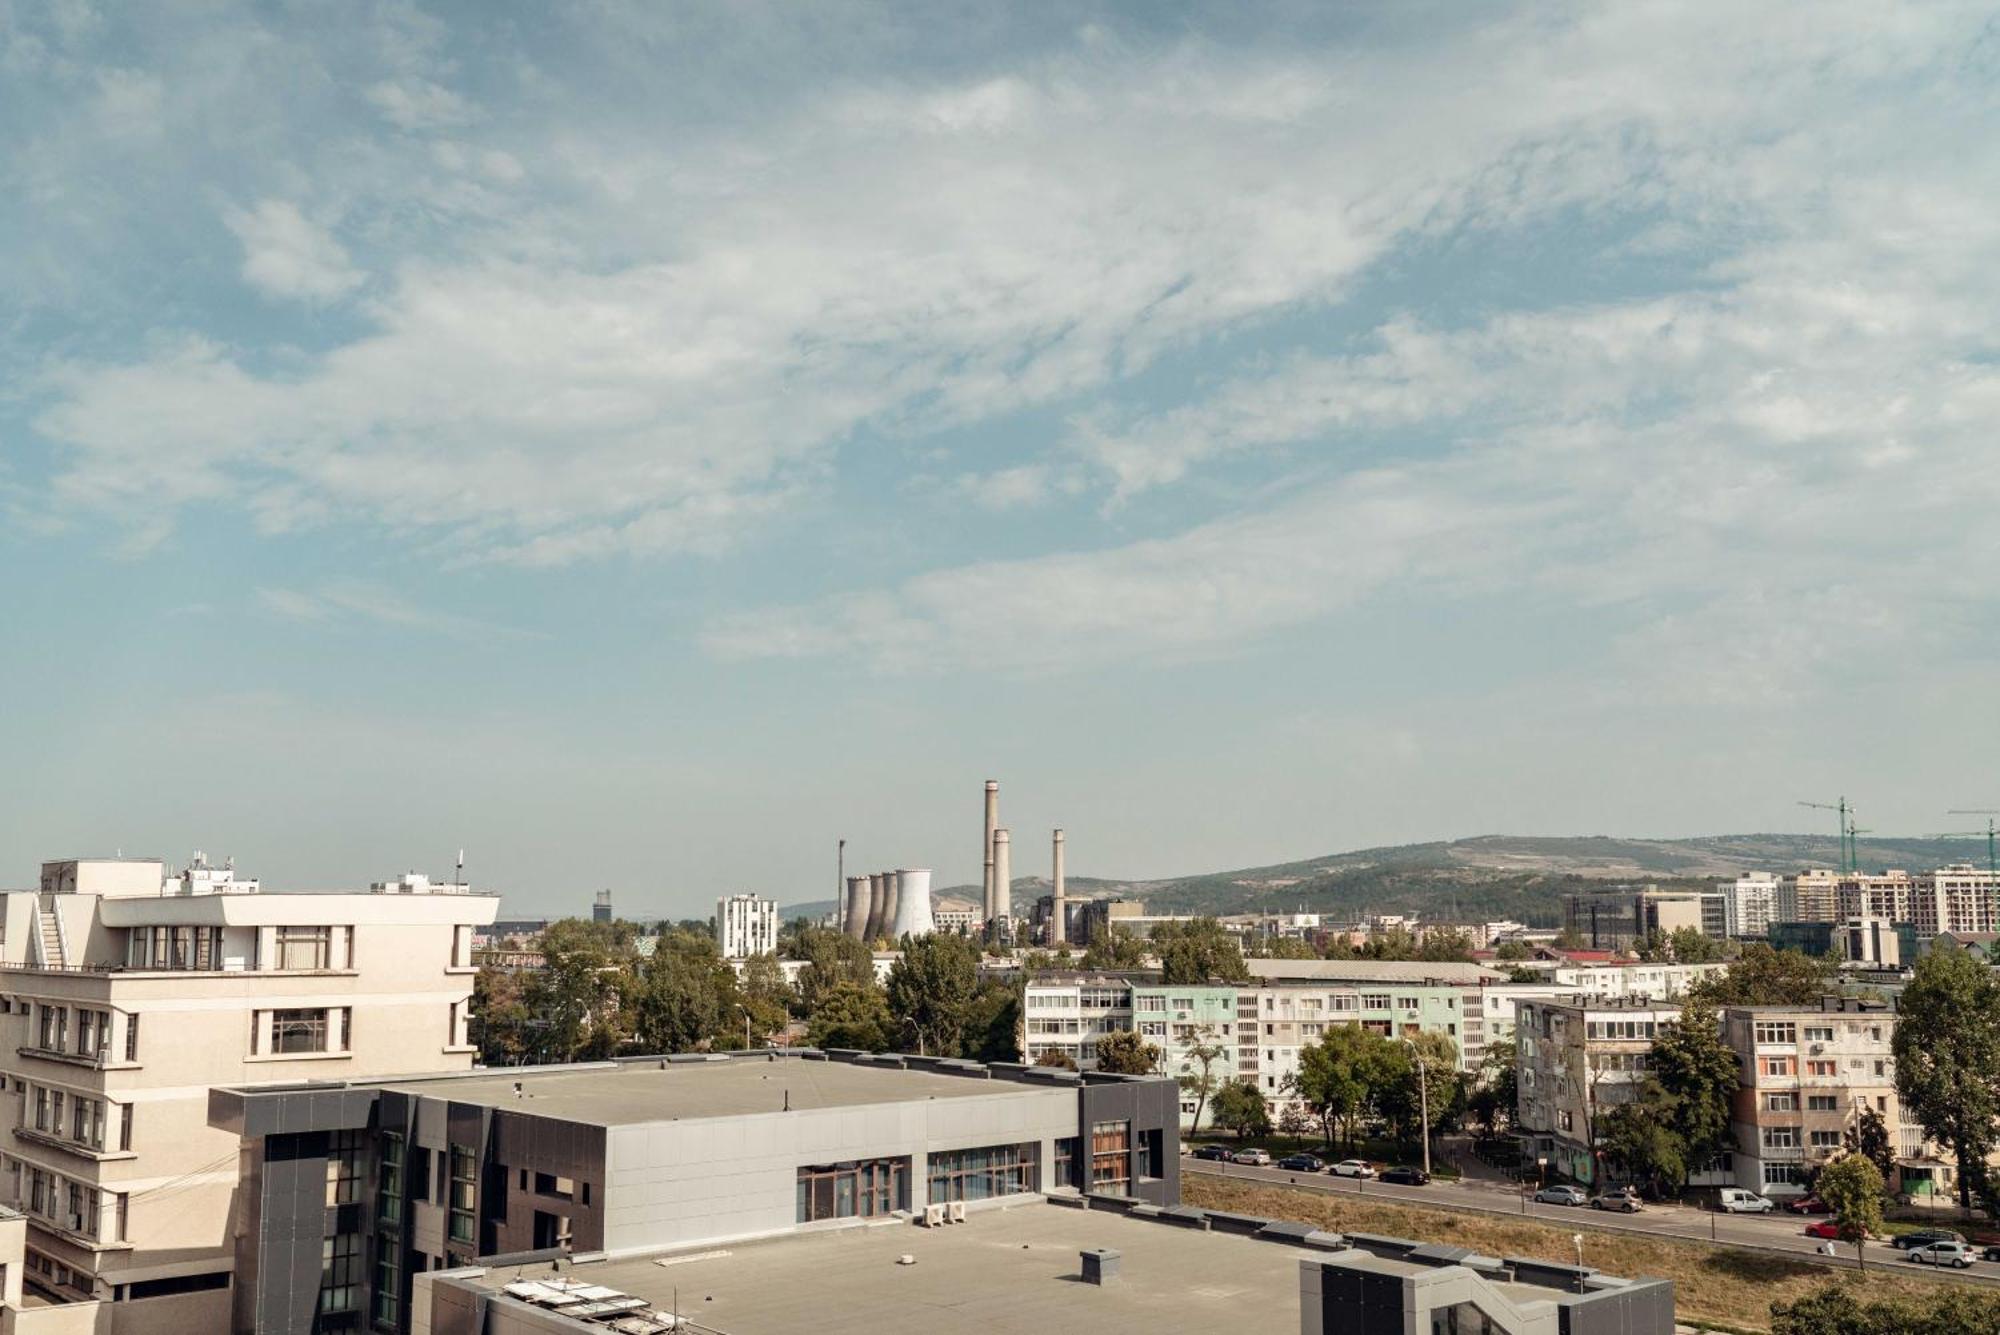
xmin=593 ymin=888 xmax=613 ymax=924
xmin=716 ymin=894 xmax=778 ymax=959
xmin=1720 ymin=873 xmax=1781 ymax=937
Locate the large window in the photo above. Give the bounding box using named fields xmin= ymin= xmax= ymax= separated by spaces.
xmin=1090 ymin=1121 xmax=1131 ymax=1195
xmin=1053 ymin=1137 xmax=1077 ymax=1189
xmin=271 ymin=1008 xmax=338 ymax=1054
xmin=1754 ymin=1022 xmax=1798 ymax=1045
xmin=795 ymin=1159 xmax=907 ymax=1222
xmin=447 ymin=1145 xmax=477 ymax=1245
xmin=318 ymin=1232 xmax=360 ymax=1314
xmin=37 ymin=1006 xmax=66 ymax=1053
xmin=326 ymin=1130 xmax=363 ymax=1206
xmin=371 ymin=1234 xmax=402 ymax=1329
xmin=128 ymin=926 xmax=224 ymax=971
xmin=277 ymin=926 xmax=333 ymax=971
xmin=928 ymin=1144 xmax=1038 ymax=1203
xmin=377 ymin=1133 xmax=404 ymax=1224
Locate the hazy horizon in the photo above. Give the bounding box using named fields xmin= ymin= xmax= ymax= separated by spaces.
xmin=5 ymin=3 xmax=1996 ymax=917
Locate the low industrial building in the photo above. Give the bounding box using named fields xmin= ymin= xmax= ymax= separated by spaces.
xmin=412 ymin=1192 xmax=1675 ymax=1335
xmin=208 ymin=1048 xmax=1181 ymax=1334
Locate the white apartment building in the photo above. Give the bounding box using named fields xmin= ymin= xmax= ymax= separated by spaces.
xmin=1719 ymin=873 xmax=1780 ymax=938
xmin=0 ymin=856 xmax=495 ymax=1335
xmin=1543 ymin=960 xmax=1729 ymax=1001
xmin=1019 ymin=972 xmax=1137 ymax=1069
xmin=714 ymin=894 xmax=778 ymax=959
xmin=1779 ymin=870 xmax=1842 ymax=924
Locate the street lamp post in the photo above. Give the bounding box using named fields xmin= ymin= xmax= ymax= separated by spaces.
xmin=1399 ymin=1037 xmax=1432 ymax=1178
xmin=1572 ymin=1233 xmax=1585 ymax=1290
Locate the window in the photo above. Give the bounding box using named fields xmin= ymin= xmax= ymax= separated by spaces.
xmin=1763 ymin=1163 xmax=1804 ymax=1186
xmin=1765 ymin=1093 xmax=1797 ymax=1112
xmin=1763 ymin=1127 xmax=1799 ymax=1149
xmin=1168 ymin=997 xmax=1194 ymax=1011
xmin=1558 ymin=1111 xmax=1574 ymax=1132
xmin=1135 ymin=996 xmax=1165 ymax=1014
xmin=1809 ymin=1130 xmax=1841 ymax=1149
xmin=1361 ymin=994 xmax=1391 ymax=1011
xmin=1807 ymin=1095 xmax=1838 ymax=1112
xmin=124 ymin=1014 xmax=139 ymax=1063
xmin=318 ymin=1232 xmax=361 ymax=1314
xmin=37 ymin=1006 xmax=66 ymax=1053
xmin=64 ymin=1182 xmax=99 ymax=1238
xmin=447 ymin=1145 xmax=477 ymax=1245
xmin=796 ymin=1159 xmax=906 ymax=1222
xmin=276 ymin=925 xmax=333 ymax=971
xmin=928 ymin=1143 xmax=1038 ymax=1202
xmin=75 ymin=1010 xmax=109 ymax=1059
xmin=1804 ymin=1026 xmax=1835 ymax=1042
xmin=1090 ymin=1121 xmax=1131 ymax=1195
xmin=1396 ymin=996 xmax=1420 ymax=1010
xmin=1759 ymin=1056 xmax=1796 ymax=1077
xmin=1754 ymin=1022 xmax=1797 ymax=1045
xmin=377 ymin=1133 xmax=404 ymax=1225
xmin=371 ymin=1234 xmax=402 ymax=1328
xmin=272 ymin=1008 xmax=331 ymax=1055
xmin=1329 ymin=995 xmax=1357 ymax=1012
xmin=69 ymin=1097 xmax=104 ymax=1150
xmin=326 ymin=1130 xmax=363 ymax=1206
xmin=1053 ymin=1137 xmax=1077 ymax=1189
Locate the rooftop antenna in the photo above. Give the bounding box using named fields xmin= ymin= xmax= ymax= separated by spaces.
xmin=456 ymin=848 xmax=466 ymax=887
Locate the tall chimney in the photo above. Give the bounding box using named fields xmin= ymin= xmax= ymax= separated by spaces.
xmin=992 ymin=828 xmax=1012 ymax=927
xmin=983 ymin=780 xmax=1000 ymax=923
xmin=1052 ymin=828 xmax=1067 ymax=946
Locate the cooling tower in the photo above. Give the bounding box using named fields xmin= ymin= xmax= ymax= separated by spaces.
xmin=890 ymin=868 xmax=935 ymax=938
xmin=876 ymin=870 xmax=900 ymax=939
xmin=864 ymin=875 xmax=888 ymax=939
xmin=843 ymin=876 xmax=871 ymax=942
xmin=992 ymin=828 xmax=1012 ymax=924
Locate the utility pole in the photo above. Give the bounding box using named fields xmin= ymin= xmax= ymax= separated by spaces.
xmin=1400 ymin=1036 xmax=1432 ymax=1178
xmin=837 ymin=838 xmax=846 ymax=931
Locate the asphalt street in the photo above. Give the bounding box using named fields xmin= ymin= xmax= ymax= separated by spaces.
xmin=1183 ymin=1156 xmax=2000 ymax=1288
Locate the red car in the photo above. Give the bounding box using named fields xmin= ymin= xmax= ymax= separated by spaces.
xmin=1784 ymin=1196 xmax=1830 ymax=1215
xmin=1805 ymin=1220 xmax=1843 ymax=1239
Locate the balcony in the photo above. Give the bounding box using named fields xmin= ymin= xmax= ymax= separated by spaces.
xmin=15 ymin=1046 xmax=114 ymax=1072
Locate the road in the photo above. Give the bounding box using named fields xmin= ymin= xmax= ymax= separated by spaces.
xmin=1183 ymin=1156 xmax=2000 ymax=1288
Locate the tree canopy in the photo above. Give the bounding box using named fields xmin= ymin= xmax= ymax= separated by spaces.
xmin=1688 ymin=944 xmax=1836 ymax=1007
xmin=1095 ymin=1029 xmax=1163 ymax=1076
xmin=1894 ymin=943 xmax=2000 ymax=1210
xmin=1153 ymin=918 xmax=1250 ymax=984
xmin=885 ymin=933 xmax=980 ymax=1056
xmin=1210 ymin=1079 xmax=1270 ymax=1139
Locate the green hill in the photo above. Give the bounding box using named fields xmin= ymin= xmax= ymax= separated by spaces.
xmin=783 ymin=833 xmax=1990 ymax=926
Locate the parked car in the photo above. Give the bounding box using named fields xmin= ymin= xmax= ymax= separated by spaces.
xmin=1329 ymin=1160 xmax=1378 ymax=1178
xmin=1981 ymin=1243 xmax=2000 ymax=1263
xmin=1717 ymin=1189 xmax=1775 ymax=1214
xmin=1804 ymin=1220 xmax=1844 ymax=1240
xmin=1232 ymin=1148 xmax=1273 ymax=1166
xmin=1783 ymin=1196 xmax=1830 ymax=1215
xmin=1892 ymin=1228 xmax=1965 ymax=1251
xmin=1190 ymin=1144 xmax=1233 ymax=1162
xmin=1590 ymin=1189 xmax=1642 ymax=1213
xmin=1277 ymin=1154 xmax=1325 ymax=1172
xmin=1533 ymin=1185 xmax=1589 ymax=1207
xmin=1380 ymin=1165 xmax=1430 ymax=1186
xmin=1906 ymin=1240 xmax=1975 ymax=1268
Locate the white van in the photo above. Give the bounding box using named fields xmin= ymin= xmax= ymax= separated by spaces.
xmin=1717 ymin=1188 xmax=1774 ymax=1214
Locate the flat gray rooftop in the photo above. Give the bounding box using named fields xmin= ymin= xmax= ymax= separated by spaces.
xmin=482 ymin=1203 xmax=1310 ymax=1334
xmin=381 ymin=1059 xmax=1042 ymax=1126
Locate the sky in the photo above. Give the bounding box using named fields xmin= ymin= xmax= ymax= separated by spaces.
xmin=3 ymin=1 xmax=1998 ymax=916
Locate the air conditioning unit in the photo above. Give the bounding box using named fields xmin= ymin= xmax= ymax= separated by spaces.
xmin=947 ymin=1201 xmax=967 ymax=1224
xmin=922 ymin=1203 xmax=946 ymax=1227
xmin=1808 ymin=1044 xmax=1825 ymax=1055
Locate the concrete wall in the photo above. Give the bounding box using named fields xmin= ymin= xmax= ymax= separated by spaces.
xmin=600 ymin=1085 xmax=1077 ymax=1254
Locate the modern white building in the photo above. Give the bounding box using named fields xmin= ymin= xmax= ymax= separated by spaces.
xmin=1719 ymin=873 xmax=1781 ymax=938
xmin=0 ymin=855 xmax=496 ymax=1334
xmin=715 ymin=893 xmax=778 ymax=959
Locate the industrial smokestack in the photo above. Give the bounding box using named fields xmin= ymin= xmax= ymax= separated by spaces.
xmin=890 ymin=869 xmax=935 ymax=938
xmin=992 ymin=828 xmax=1012 ymax=926
xmin=983 ymin=780 xmax=1000 ymax=923
xmin=863 ymin=872 xmax=886 ymax=940
xmin=876 ymin=870 xmax=900 ymax=940
xmin=1052 ymin=829 xmax=1067 ymax=946
xmin=844 ymin=876 xmax=871 ymax=943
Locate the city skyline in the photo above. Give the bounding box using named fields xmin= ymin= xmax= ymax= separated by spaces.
xmin=5 ymin=3 xmax=1997 ymax=914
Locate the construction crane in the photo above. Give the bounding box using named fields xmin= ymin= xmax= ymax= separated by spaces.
xmin=1799 ymin=797 xmax=1855 ymax=873
xmin=1938 ymin=810 xmax=2000 ymax=878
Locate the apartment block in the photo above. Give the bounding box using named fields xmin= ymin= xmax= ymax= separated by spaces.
xmin=1778 ymin=870 xmax=1841 ymax=924
xmin=1020 ymin=972 xmax=1139 ymax=1069
xmin=1513 ymin=998 xmax=1695 ymax=1188
xmin=1131 ymin=984 xmax=1236 ymax=1123
xmin=0 ymin=856 xmax=495 ymax=1334
xmin=1719 ymin=873 xmax=1780 ymax=938
xmin=714 ymin=894 xmax=777 ymax=959
xmin=1561 ymin=888 xmax=1725 ymax=951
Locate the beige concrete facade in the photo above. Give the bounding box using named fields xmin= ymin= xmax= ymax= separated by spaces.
xmin=0 ymin=857 xmax=494 ymax=1335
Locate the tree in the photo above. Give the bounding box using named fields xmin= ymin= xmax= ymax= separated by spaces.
xmin=1414 ymin=929 xmax=1478 ymax=963
xmin=1494 ymin=940 xmax=1531 ymax=962
xmin=1290 ymin=1024 xmax=1377 ymax=1150
xmin=1667 ymin=927 xmax=1730 ymax=964
xmin=1080 ymin=926 xmax=1148 ymax=971
xmin=1845 ymin=1105 xmax=1895 ymax=1182
xmin=1648 ymin=1004 xmax=1739 ymax=1185
xmin=1895 ymin=943 xmax=2000 ymax=1211
xmin=526 ymin=917 xmax=639 ymax=1060
xmin=1256 ymin=936 xmax=1318 ymax=960
xmin=1177 ymin=1025 xmax=1228 ymax=1134
xmin=1599 ymin=1089 xmax=1686 ymax=1196
xmin=1375 ymin=1031 xmax=1459 ymax=1148
xmin=1772 ymin=1282 xmax=2000 ymax=1334
xmin=739 ymin=952 xmax=793 ymax=1041
xmin=470 ymin=964 xmax=533 ymax=1065
xmin=1210 ymin=1080 xmax=1270 ymax=1140
xmin=885 ymin=934 xmax=979 ymax=1056
xmin=631 ymin=929 xmax=742 ymax=1053
xmin=1468 ymin=1034 xmax=1519 ymax=1135
xmin=1816 ymin=1153 xmax=1885 ymax=1271
xmin=1153 ymin=918 xmax=1251 ymax=984
xmin=789 ymin=927 xmax=877 ymax=1014
xmin=960 ymin=979 xmax=1023 ymax=1063
xmin=1095 ymin=1028 xmax=1163 ymax=1076
xmin=1689 ymin=944 xmax=1836 ymax=1007
xmin=1554 ymin=926 xmax=1587 ymax=950
xmin=807 ymin=982 xmax=893 ymax=1052
xmin=1034 ymin=1047 xmax=1078 ymax=1071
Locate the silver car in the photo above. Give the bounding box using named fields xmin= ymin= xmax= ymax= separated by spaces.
xmin=1907 ymin=1240 xmax=1975 ymax=1269
xmin=1533 ymin=1185 xmax=1588 ymax=1207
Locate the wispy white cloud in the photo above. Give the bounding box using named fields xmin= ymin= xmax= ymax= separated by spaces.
xmin=224 ymin=199 xmax=361 ymax=303
xmin=256 ymin=582 xmax=540 ymax=639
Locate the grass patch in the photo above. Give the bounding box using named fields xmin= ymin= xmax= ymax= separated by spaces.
xmin=1184 ymin=1174 xmax=1951 ymax=1332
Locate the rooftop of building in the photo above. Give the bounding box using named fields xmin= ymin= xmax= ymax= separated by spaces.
xmin=1244 ymin=958 xmax=1502 ymax=985
xmin=440 ymin=1198 xmax=1663 ymax=1335
xmin=1719 ymin=996 xmax=1894 ymax=1016
xmin=374 ymin=1052 xmax=1098 ymax=1127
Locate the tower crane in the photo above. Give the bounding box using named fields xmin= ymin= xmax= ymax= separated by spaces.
xmin=1938 ymin=810 xmax=2000 ymax=878
xmin=1799 ymin=797 xmax=1855 ymax=873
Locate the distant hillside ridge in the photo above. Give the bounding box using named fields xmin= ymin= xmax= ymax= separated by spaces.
xmin=781 ymin=832 xmax=1989 ymax=926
